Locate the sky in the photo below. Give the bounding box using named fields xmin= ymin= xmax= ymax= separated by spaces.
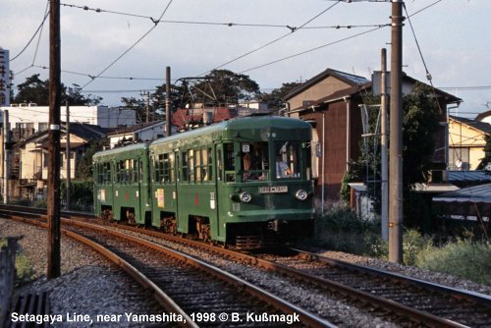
xmin=2 ymin=0 xmax=490 ymax=118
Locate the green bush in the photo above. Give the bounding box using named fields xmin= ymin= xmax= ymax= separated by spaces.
xmin=60 ymin=180 xmax=94 ymax=207
xmin=312 ymin=203 xmax=381 ymax=254
xmin=416 ymin=239 xmax=491 ymax=286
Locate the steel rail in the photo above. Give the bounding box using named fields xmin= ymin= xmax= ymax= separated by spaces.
xmin=2 ymin=215 xmax=196 ymax=328
xmin=290 ymin=247 xmax=491 ymax=306
xmin=2 ymin=211 xmax=334 ymax=328
xmin=3 ymin=205 xmax=489 ymax=327
xmin=97 ymin=220 xmax=482 ymax=327
xmin=61 ymin=219 xmax=334 ymax=328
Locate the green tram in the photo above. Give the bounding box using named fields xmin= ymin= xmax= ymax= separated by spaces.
xmin=93 ymin=115 xmax=314 ymax=248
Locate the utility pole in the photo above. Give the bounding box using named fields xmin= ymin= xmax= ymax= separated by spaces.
xmin=47 ymin=0 xmax=61 ymax=279
xmin=65 ymin=101 xmax=71 ymax=211
xmin=3 ymin=110 xmax=9 ymax=204
xmin=389 ymin=0 xmax=404 ymax=263
xmin=380 ymin=48 xmax=389 ymax=241
xmin=140 ymin=91 xmax=151 ymax=123
xmin=165 ymin=66 xmax=171 ymax=137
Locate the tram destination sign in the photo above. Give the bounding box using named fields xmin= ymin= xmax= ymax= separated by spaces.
xmin=258 ymin=186 xmax=288 ymax=194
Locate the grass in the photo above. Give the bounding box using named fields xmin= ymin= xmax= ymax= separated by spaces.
xmin=416 ymin=239 xmax=491 ymax=286
xmin=309 ymin=203 xmax=491 ymax=286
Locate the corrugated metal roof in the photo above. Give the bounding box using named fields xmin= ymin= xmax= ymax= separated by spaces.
xmin=433 ymin=183 xmax=491 ymax=203
xmin=448 ymin=170 xmax=491 ymax=182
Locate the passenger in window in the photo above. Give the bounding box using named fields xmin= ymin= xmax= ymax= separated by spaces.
xmin=276 ymin=155 xmax=292 ymax=178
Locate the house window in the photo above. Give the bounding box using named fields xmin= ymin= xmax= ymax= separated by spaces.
xmin=449 ymin=147 xmax=470 ymax=170
xmin=38 ymin=122 xmax=48 ymax=131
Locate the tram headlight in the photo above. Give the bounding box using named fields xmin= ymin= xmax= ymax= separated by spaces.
xmin=239 ymin=191 xmax=252 ymax=203
xmin=295 ymin=189 xmax=308 ymax=201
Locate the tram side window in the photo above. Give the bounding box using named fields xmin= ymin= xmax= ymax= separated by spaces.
xmin=156 ymin=154 xmax=174 ymax=183
xmin=224 ymin=143 xmax=236 ymax=182
xmin=275 ymin=142 xmax=300 ymax=179
xmin=217 ymin=149 xmax=222 ymax=181
xmin=117 ymin=159 xmax=136 ymax=183
xmin=166 ymin=153 xmax=175 ymax=183
xmin=202 ymin=148 xmax=212 ymax=182
xmin=241 ymin=142 xmax=269 ymax=182
xmin=188 ymin=149 xmax=195 ymax=183
xmin=182 ymin=151 xmax=189 ymax=183
xmin=99 ymin=162 xmax=111 ymax=184
xmin=195 ymin=149 xmax=202 ymax=182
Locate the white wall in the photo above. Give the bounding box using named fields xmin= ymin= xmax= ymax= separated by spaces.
xmin=0 ymin=105 xmax=136 ymax=131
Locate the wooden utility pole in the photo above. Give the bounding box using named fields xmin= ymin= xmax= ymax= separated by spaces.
xmin=389 ymin=0 xmax=404 ymax=263
xmin=3 ymin=110 xmax=9 ymax=204
xmin=65 ymin=101 xmax=71 ymax=211
xmin=380 ymin=48 xmax=389 ymax=241
xmin=165 ymin=66 xmax=171 ymax=137
xmin=47 ymin=0 xmax=61 ymax=279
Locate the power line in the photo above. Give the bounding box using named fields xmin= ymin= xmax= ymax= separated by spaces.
xmin=9 ymin=5 xmax=50 ymax=62
xmin=79 ymin=0 xmax=174 ymax=90
xmin=198 ymin=1 xmax=342 ymax=76
xmin=31 ymin=65 xmax=168 ymax=81
xmin=240 ymin=26 xmax=386 ymax=74
xmin=60 ymin=2 xmax=385 ymax=31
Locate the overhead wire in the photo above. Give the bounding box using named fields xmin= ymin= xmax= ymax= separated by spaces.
xmin=79 ymin=0 xmax=174 ymax=90
xmin=198 ymin=1 xmax=343 ymax=76
xmin=239 ymin=26 xmax=386 ymax=74
xmin=9 ymin=3 xmax=50 ymax=62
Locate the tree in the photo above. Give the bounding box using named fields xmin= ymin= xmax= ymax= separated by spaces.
xmin=259 ymin=82 xmax=301 ymax=111
xmin=188 ymin=69 xmax=260 ymax=106
xmin=76 ymin=138 xmax=108 ymax=180
xmin=13 ymin=74 xmax=102 ymax=105
xmin=346 ymin=83 xmax=440 ymax=227
xmin=477 ymin=135 xmax=491 ymax=172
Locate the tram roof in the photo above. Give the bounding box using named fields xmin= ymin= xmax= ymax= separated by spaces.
xmin=93 ymin=142 xmax=149 ymax=160
xmin=150 ymin=115 xmax=311 ymax=147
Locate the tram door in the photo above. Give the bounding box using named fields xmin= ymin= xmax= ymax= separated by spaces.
xmin=214 ymin=144 xmax=224 ymax=239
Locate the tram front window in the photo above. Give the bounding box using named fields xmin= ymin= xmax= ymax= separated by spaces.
xmin=275 ymin=142 xmax=300 ymax=179
xmin=241 ymin=142 xmax=269 ymax=182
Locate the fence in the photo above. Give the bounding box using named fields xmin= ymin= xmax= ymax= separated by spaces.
xmin=0 ymin=237 xmax=20 ymax=326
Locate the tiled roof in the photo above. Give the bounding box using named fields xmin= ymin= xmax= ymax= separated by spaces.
xmin=450 ymin=116 xmax=491 ymax=135
xmin=284 ymin=68 xmax=370 ymax=100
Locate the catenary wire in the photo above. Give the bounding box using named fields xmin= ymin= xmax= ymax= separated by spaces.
xmin=9 ymin=5 xmax=50 ymax=62
xmin=198 ymin=1 xmax=342 ymax=76
xmin=79 ymin=0 xmax=174 ymax=90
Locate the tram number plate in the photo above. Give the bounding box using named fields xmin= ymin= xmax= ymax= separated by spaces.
xmin=259 ymin=186 xmax=288 ymax=194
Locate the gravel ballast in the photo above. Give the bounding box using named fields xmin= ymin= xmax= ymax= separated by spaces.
xmin=1 ymin=219 xmax=164 ymax=328
xmin=3 ymin=217 xmax=490 ymax=327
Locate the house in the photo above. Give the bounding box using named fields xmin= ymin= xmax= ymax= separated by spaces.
xmin=172 ymin=107 xmax=237 ymax=131
xmin=0 ymin=105 xmax=136 ymax=142
xmin=16 ymin=123 xmax=107 ymax=200
xmin=285 ymin=67 xmax=462 ymax=203
xmin=448 ymin=116 xmax=491 ymax=170
xmin=475 ymin=110 xmax=491 ymax=125
xmin=107 ymin=121 xmax=177 ymax=149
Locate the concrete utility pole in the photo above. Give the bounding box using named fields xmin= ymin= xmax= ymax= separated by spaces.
xmin=140 ymin=91 xmax=151 ymax=123
xmin=389 ymin=0 xmax=404 ymax=263
xmin=65 ymin=101 xmax=71 ymax=211
xmin=47 ymin=0 xmax=61 ymax=279
xmin=380 ymin=48 xmax=389 ymax=241
xmin=165 ymin=66 xmax=172 ymax=137
xmin=3 ymin=110 xmax=9 ymax=204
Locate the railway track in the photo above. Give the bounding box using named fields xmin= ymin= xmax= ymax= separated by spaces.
xmin=2 ymin=205 xmax=491 ymax=327
xmin=0 ymin=206 xmax=331 ymax=328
